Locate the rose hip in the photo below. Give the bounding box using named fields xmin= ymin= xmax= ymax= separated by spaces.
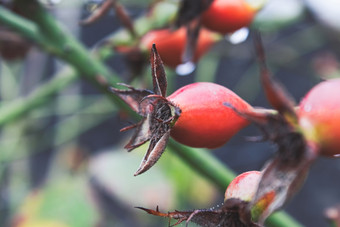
xmin=168 ymin=82 xmax=251 ymax=148
xmin=298 ymin=78 xmax=340 ymax=157
xmin=224 ymin=171 xmax=262 ymax=202
xmin=201 ymin=0 xmax=258 ymax=34
xmin=140 ymin=27 xmax=217 ymax=68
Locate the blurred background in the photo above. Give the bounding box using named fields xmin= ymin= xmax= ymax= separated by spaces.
xmin=1 ymin=0 xmax=340 ymax=226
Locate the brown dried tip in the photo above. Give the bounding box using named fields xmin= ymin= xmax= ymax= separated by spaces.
xmin=182 ymin=19 xmax=201 ymax=64
xmin=110 ymin=45 xmax=180 ymax=176
xmin=80 ymin=0 xmax=136 ymax=38
xmin=175 ymin=0 xmax=214 ymax=65
xmin=80 ymin=0 xmax=113 ymax=25
xmin=151 ymin=44 xmax=167 ymax=97
xmin=175 ymin=0 xmax=214 ymax=28
xmin=252 ymin=31 xmax=298 ymax=125
xmin=112 ymin=0 xmax=136 ymax=37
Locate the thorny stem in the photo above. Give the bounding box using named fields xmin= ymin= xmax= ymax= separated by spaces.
xmin=0 ymin=3 xmax=302 ymax=227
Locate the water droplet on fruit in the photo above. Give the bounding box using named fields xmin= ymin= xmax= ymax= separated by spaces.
xmin=176 ymin=61 xmax=196 ymax=76
xmin=225 ymin=28 xmax=249 ymax=45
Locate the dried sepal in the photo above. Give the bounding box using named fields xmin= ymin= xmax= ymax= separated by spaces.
xmin=81 ymin=0 xmax=136 ymax=38
xmin=123 ymin=116 xmax=152 ymax=151
xmin=110 ymin=45 xmax=180 ymax=176
xmin=133 ymin=96 xmax=176 ymax=175
xmin=182 ymin=20 xmax=201 ymax=64
xmin=151 ymin=44 xmax=167 ymax=97
xmin=223 ymin=104 xmax=275 ymax=126
xmin=175 ymin=0 xmax=213 ymax=28
xmin=175 ymin=0 xmax=215 ymax=65
xmin=80 ymin=0 xmax=113 ymax=25
xmin=137 ymin=198 xmax=261 ymax=227
xmin=110 ymin=83 xmax=153 ymax=114
xmin=112 ymin=0 xmax=136 ymax=37
xmin=134 ymin=131 xmax=170 ymax=176
xmin=252 ymin=32 xmax=298 ymax=125
xmin=250 ymin=139 xmax=318 ymax=224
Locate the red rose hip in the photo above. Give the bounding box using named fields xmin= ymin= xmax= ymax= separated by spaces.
xmin=201 ymin=0 xmax=257 ymax=34
xmin=298 ymin=78 xmax=340 ymax=157
xmin=140 ymin=27 xmax=217 ymax=68
xmin=168 ymin=82 xmax=251 ymax=148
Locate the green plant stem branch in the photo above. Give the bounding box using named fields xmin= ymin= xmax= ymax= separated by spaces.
xmin=0 ymin=3 xmax=302 ymax=227
xmin=1 ymin=99 xmax=116 ymax=163
xmin=0 ymin=4 xmax=131 ymax=126
xmin=0 ymin=67 xmax=77 ymax=125
xmin=0 ymin=5 xmax=48 ymax=46
xmin=1 ymin=2 xmax=115 ymax=85
xmin=168 ymin=140 xmax=235 ymax=190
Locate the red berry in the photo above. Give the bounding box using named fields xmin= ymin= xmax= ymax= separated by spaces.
xmin=298 ymin=78 xmax=340 ymax=157
xmin=225 ymin=171 xmax=261 ymax=202
xmin=168 ymin=82 xmax=251 ymax=148
xmin=201 ymin=0 xmax=257 ymax=34
xmin=140 ymin=27 xmax=217 ymax=68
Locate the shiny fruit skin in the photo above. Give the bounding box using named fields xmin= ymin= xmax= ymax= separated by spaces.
xmin=224 ymin=171 xmax=261 ymax=202
xmin=298 ymin=78 xmax=340 ymax=157
xmin=168 ymin=82 xmax=251 ymax=148
xmin=201 ymin=0 xmax=256 ymax=34
xmin=140 ymin=27 xmax=216 ymax=68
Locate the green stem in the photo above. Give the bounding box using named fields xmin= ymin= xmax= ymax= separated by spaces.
xmin=0 ymin=6 xmax=48 ymax=45
xmin=0 ymin=98 xmax=116 ymax=163
xmin=0 ymin=67 xmax=77 ymax=125
xmin=2 ymin=1 xmax=115 ymax=86
xmin=0 ymin=4 xmax=127 ymax=126
xmin=266 ymin=212 xmax=304 ymax=227
xmin=168 ymin=140 xmax=235 ymax=190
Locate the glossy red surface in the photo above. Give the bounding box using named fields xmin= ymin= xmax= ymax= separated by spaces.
xmin=201 ymin=0 xmax=256 ymax=34
xmin=168 ymin=82 xmax=251 ymax=148
xmin=140 ymin=27 xmax=217 ymax=68
xmin=299 ymin=78 xmax=340 ymax=157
